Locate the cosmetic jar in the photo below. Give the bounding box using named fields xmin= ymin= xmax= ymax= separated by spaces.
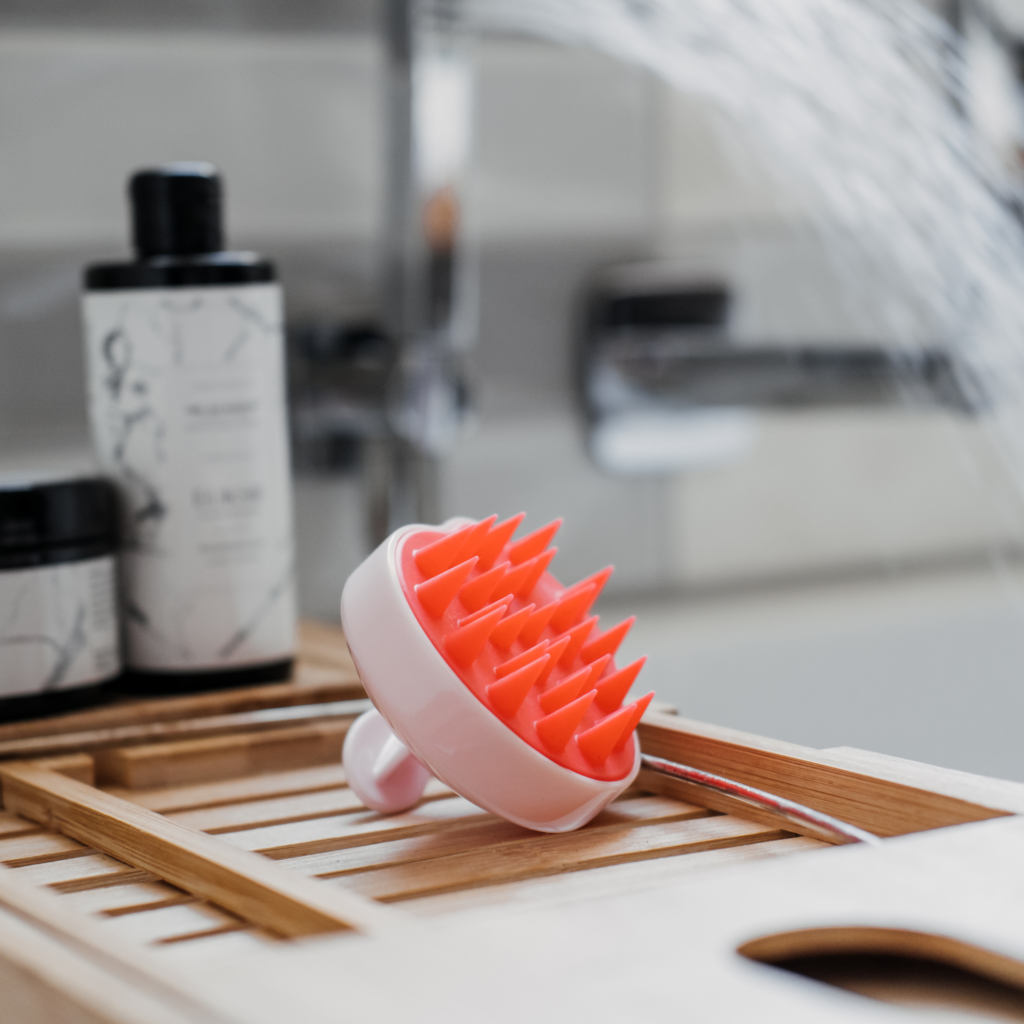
xmin=0 ymin=476 xmax=120 ymax=720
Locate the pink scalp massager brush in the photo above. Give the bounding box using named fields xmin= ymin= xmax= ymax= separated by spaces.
xmin=340 ymin=514 xmax=654 ymax=833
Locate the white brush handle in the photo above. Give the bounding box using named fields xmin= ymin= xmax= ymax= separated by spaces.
xmin=343 ymin=708 xmax=432 ymax=814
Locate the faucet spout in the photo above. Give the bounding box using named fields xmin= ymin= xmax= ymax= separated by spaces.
xmin=383 ymin=0 xmax=476 ymax=460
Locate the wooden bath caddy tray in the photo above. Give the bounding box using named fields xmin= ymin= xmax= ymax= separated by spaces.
xmin=1 ymin=619 xmax=1024 ymax=1023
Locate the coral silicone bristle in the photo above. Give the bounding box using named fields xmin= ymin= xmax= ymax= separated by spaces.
xmin=535 ymin=690 xmax=596 ymax=753
xmin=577 ymin=703 xmax=637 ymax=766
xmin=558 ymin=616 xmax=598 ymax=667
xmin=566 ymin=566 xmax=614 ymax=602
xmin=549 ymin=583 xmax=599 ymax=633
xmin=486 ymin=655 xmax=550 ymax=717
xmin=413 ymin=523 xmax=475 ymax=578
xmin=537 ymin=634 xmax=572 ymax=682
xmin=459 ymin=514 xmax=498 ymax=558
xmin=457 ymin=595 xmax=513 ymax=628
xmin=443 ymin=604 xmax=506 ymax=668
xmin=539 ymin=663 xmax=594 ymax=715
xmin=506 ymin=519 xmax=562 ymax=565
xmin=414 ymin=557 xmax=478 ymax=618
xmin=493 ymin=560 xmax=528 ymax=598
xmin=494 ymin=548 xmax=556 ymax=600
xmin=580 ymin=616 xmax=636 ymax=664
xmin=458 ymin=561 xmax=510 ymax=612
xmin=516 ymin=547 xmax=557 ymax=597
xmin=593 ymin=656 xmax=646 ymax=712
xmin=517 ymin=601 xmax=558 ymax=647
xmin=489 ymin=604 xmax=534 ymax=651
xmin=613 ymin=692 xmax=655 ymax=751
xmin=581 ymin=654 xmax=612 ymax=691
xmin=494 ymin=640 xmax=551 ymax=679
xmin=474 ymin=512 xmax=525 ymax=570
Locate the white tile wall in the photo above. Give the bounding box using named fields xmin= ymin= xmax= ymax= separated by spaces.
xmin=0 ymin=30 xmax=383 ymax=247
xmin=0 ymin=31 xmax=664 ymax=249
xmin=1 ymin=23 xmax=1022 ymax=599
xmin=670 ymin=411 xmax=1024 ymax=585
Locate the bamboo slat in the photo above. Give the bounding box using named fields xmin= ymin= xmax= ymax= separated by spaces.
xmin=0 ymin=831 xmax=93 ymax=867
xmin=337 ymin=815 xmax=791 ymax=902
xmin=0 ymin=904 xmax=214 ymax=1024
xmin=168 ymin=787 xmax=369 ymax=834
xmin=61 ymin=881 xmax=195 ymax=918
xmin=94 ymin=722 xmax=356 ymax=789
xmin=110 ymin=763 xmax=351 ymax=814
xmin=405 ymin=835 xmax=827 ymax=917
xmin=0 ymin=811 xmax=41 ymax=838
xmin=637 ymin=712 xmax=1017 ymax=837
xmin=12 ymin=855 xmax=154 ymax=893
xmin=220 ymin=794 xmax=492 ymax=860
xmin=0 ymin=864 xmax=236 ymax=1024
xmin=153 ymin=927 xmax=281 ymax=965
xmin=34 ymin=754 xmax=96 ymax=785
xmin=168 ymin=778 xmax=454 ymax=835
xmin=97 ymin=902 xmax=247 ymax=946
xmin=0 ymin=762 xmax=397 ymax=937
xmin=284 ymin=796 xmax=710 ymax=882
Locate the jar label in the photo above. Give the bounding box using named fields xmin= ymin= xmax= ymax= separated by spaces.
xmin=0 ymin=557 xmax=120 ymax=697
xmin=82 ymin=284 xmax=296 ymax=671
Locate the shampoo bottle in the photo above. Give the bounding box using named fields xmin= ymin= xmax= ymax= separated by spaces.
xmin=82 ymin=163 xmax=296 ymax=692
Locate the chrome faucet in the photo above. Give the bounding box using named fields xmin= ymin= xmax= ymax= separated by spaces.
xmin=291 ymin=1 xmax=980 ymax=513
xmin=580 ymin=260 xmax=976 ymax=475
xmin=375 ymin=0 xmax=476 ymax=535
xmin=290 ymin=0 xmax=477 ymax=542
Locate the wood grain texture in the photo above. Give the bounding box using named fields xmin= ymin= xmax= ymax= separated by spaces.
xmin=0 ymin=905 xmax=201 ymax=1024
xmin=406 ymin=835 xmax=827 ymax=917
xmin=0 ymin=863 xmax=236 ymax=1024
xmin=0 ymin=830 xmax=92 ymax=867
xmin=94 ymin=722 xmax=356 ymax=789
xmin=11 ymin=853 xmax=154 ymax=893
xmin=153 ymin=926 xmax=281 ymax=965
xmin=0 ymin=700 xmax=370 ymax=764
xmin=818 ymin=746 xmax=1024 ymax=814
xmin=0 ymin=762 xmax=397 ymax=937
xmin=637 ymin=711 xmax=1018 ymax=837
xmin=168 ymin=778 xmax=454 ymax=835
xmin=0 ymin=809 xmax=42 ymax=839
xmin=61 ymin=881 xmax=195 ymax=918
xmin=109 ymin=763 xmax=351 ymax=814
xmin=337 ymin=815 xmax=791 ymax=902
xmin=33 ymin=754 xmax=96 ymax=785
xmin=97 ymin=901 xmax=247 ymax=946
xmin=221 ymin=793 xmax=492 ymax=860
xmin=190 ymin=816 xmax=1024 ymax=1024
xmin=169 ymin=787 xmax=370 ymax=834
xmin=287 ymin=796 xmax=710 ymax=882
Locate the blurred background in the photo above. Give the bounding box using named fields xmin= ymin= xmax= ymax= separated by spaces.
xmin=4 ymin=0 xmax=1024 ymax=779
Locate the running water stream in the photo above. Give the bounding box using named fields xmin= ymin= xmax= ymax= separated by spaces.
xmin=471 ymin=0 xmax=1024 ymax=494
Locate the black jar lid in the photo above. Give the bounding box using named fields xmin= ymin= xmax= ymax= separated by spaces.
xmin=0 ymin=477 xmax=118 ymax=554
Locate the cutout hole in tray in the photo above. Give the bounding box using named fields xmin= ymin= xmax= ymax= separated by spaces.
xmin=739 ymin=926 xmax=1024 ymax=1021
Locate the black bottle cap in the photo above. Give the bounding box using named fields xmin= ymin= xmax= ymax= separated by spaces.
xmin=0 ymin=477 xmax=118 ymax=554
xmin=130 ymin=162 xmax=224 ymax=258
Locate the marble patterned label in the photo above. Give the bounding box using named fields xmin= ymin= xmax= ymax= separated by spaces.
xmin=82 ymin=284 xmax=296 ymax=671
xmin=0 ymin=557 xmax=120 ymax=697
